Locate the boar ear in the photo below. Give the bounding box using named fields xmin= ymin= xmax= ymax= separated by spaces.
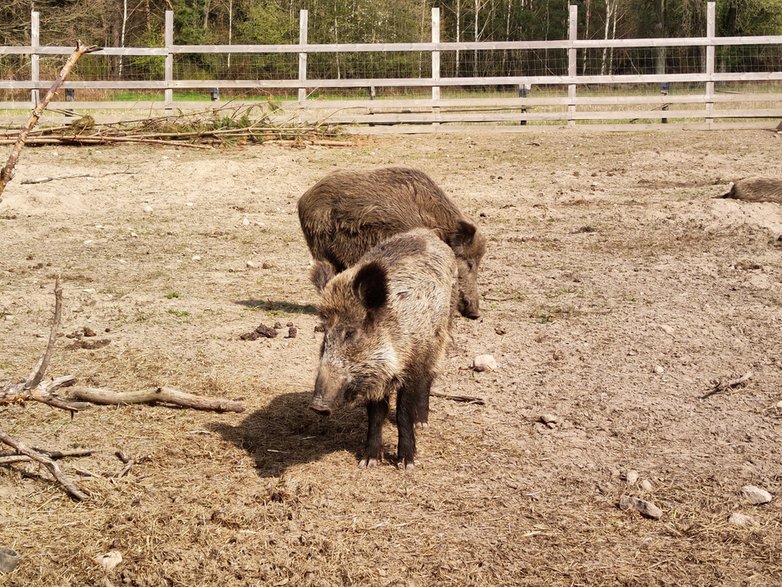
xmin=352 ymin=261 xmax=387 ymax=312
xmin=449 ymin=220 xmax=477 ymax=248
xmin=310 ymin=260 xmax=337 ymax=292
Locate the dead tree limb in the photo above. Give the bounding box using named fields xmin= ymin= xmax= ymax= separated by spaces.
xmin=700 ymin=371 xmax=753 ymax=399
xmin=0 ymin=448 xmax=95 ymax=465
xmin=0 ymin=40 xmax=100 ymax=201
xmin=0 ymin=430 xmax=88 ymax=501
xmin=68 ymin=386 xmax=246 ymax=413
xmin=0 ymin=278 xmax=81 ymax=413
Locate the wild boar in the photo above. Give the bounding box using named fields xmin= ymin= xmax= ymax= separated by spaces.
xmin=298 ymin=166 xmax=486 ymax=319
xmin=718 ymin=178 xmax=782 ymax=204
xmin=309 ymin=228 xmax=458 ymax=471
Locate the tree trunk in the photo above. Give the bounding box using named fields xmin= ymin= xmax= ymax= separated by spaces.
xmin=600 ymin=0 xmax=614 ymax=76
xmin=455 ymin=0 xmax=461 ymax=76
xmin=655 ymin=0 xmax=666 ymax=76
xmin=119 ymin=0 xmax=128 ymax=79
xmin=582 ymin=0 xmax=591 ymax=74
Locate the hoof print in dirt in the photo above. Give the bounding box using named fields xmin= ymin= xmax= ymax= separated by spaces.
xmin=239 ymin=322 xmax=279 ymax=340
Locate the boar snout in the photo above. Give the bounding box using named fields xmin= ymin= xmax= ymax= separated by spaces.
xmin=458 ymin=296 xmax=481 ymax=320
xmin=310 ymin=395 xmax=332 ymax=416
xmin=310 ymin=364 xmax=346 ymax=416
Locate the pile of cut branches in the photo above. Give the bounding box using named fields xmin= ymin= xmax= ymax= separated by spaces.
xmin=0 ymin=103 xmax=351 ymax=149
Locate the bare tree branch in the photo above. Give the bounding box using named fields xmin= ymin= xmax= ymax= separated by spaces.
xmin=0 ymin=430 xmax=88 ymax=501
xmin=0 ymin=40 xmax=100 ymax=200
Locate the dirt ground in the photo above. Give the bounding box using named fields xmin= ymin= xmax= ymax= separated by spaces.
xmin=1 ymin=128 xmax=781 ymax=587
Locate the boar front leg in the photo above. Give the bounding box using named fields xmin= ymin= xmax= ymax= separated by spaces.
xmin=359 ymin=398 xmax=389 ymax=468
xmin=396 ymin=384 xmax=419 ymax=471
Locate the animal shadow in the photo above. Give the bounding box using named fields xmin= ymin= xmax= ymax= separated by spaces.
xmin=234 ymin=299 xmax=317 ymax=315
xmin=210 ymin=391 xmax=365 ymax=477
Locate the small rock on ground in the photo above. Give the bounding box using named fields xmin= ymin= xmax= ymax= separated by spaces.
xmin=472 ymin=354 xmax=498 ymax=372
xmin=741 ymin=485 xmax=773 ymax=505
xmin=625 ymin=470 xmax=639 ymax=485
xmin=728 ymin=512 xmax=757 ymax=526
xmin=619 ymin=495 xmax=663 ymax=519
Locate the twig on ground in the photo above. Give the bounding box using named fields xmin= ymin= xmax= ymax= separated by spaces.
xmin=0 ymin=429 xmax=88 ymax=501
xmin=114 ymin=451 xmax=134 ymax=478
xmin=21 ymin=170 xmax=136 ymax=185
xmin=0 ymin=448 xmax=95 ymax=465
xmin=700 ymin=371 xmax=753 ymax=399
xmin=431 ymin=392 xmax=486 ymax=405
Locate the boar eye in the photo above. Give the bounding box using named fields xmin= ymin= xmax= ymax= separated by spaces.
xmin=343 ymin=328 xmax=357 ymax=342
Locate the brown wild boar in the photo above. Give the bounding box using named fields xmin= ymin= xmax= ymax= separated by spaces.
xmin=298 ymin=166 xmax=486 ymax=319
xmin=309 ymin=228 xmax=458 ymax=471
xmin=718 ymin=178 xmax=782 ymax=204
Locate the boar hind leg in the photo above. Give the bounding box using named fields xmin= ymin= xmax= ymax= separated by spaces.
xmin=413 ymin=374 xmax=434 ymax=430
xmin=359 ymin=398 xmax=389 ymax=468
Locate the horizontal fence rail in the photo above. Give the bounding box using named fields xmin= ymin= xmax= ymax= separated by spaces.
xmin=1 ymin=2 xmax=781 ymax=130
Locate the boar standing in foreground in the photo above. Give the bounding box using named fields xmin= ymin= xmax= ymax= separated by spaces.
xmin=309 ymin=228 xmax=458 ymax=471
xmin=298 ymin=166 xmax=486 ymax=319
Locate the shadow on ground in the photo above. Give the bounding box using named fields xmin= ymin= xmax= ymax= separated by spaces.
xmin=234 ymin=299 xmax=318 ymax=315
xmin=211 ymin=391 xmax=365 ymax=477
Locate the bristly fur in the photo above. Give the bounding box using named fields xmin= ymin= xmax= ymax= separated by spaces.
xmin=298 ymin=166 xmax=486 ymax=318
xmin=311 ymin=228 xmax=458 ymax=469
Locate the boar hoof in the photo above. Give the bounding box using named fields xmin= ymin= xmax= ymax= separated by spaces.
xmin=358 ymin=457 xmax=379 ymax=469
xmin=414 ymin=422 xmax=429 ymax=430
xmin=397 ymin=460 xmax=415 ymax=472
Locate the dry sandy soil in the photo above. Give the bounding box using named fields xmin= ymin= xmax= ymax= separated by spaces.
xmin=1 ymin=128 xmax=781 ymax=587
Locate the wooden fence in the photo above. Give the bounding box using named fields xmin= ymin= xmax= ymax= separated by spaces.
xmin=1 ymin=1 xmax=781 ymax=130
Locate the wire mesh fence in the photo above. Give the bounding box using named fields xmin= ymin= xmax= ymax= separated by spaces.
xmin=1 ymin=3 xmax=780 ymax=127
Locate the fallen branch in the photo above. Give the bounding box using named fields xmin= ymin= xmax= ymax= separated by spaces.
xmin=0 ymin=430 xmax=88 ymax=501
xmin=431 ymin=392 xmax=485 ymax=405
xmin=0 ymin=447 xmax=95 ymax=465
xmin=0 ymin=40 xmax=100 ymax=201
xmin=701 ymin=371 xmax=753 ymax=399
xmin=0 ymin=278 xmax=82 ymax=414
xmin=68 ymin=385 xmax=246 ymax=413
xmin=1 ymin=279 xmax=244 ymax=500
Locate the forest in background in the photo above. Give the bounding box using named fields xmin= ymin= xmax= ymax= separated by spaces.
xmin=1 ymin=1 xmax=781 ymax=86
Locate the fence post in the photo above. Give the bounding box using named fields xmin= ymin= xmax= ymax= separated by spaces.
xmin=705 ymin=1 xmax=715 ymax=128
xmin=31 ymin=11 xmax=40 ymax=106
xmin=431 ymin=7 xmax=441 ymax=125
xmin=298 ymin=10 xmax=308 ymax=104
xmin=164 ymin=10 xmax=173 ymax=112
xmin=568 ymin=4 xmax=577 ymax=127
